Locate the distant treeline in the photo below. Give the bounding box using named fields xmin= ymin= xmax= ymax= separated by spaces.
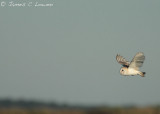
xmin=0 ymin=99 xmax=160 ymax=109
xmin=0 ymin=99 xmax=92 ymax=109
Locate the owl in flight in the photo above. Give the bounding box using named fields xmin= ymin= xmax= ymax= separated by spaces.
xmin=116 ymin=52 xmax=145 ymax=77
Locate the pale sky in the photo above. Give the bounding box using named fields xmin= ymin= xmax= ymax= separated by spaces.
xmin=0 ymin=0 xmax=160 ymax=106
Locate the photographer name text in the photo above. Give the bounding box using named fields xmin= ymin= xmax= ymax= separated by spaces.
xmin=1 ymin=1 xmax=54 ymax=7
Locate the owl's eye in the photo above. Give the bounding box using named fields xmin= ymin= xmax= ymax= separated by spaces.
xmin=122 ymin=69 xmax=124 ymax=71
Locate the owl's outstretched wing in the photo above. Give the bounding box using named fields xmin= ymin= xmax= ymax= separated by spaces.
xmin=129 ymin=52 xmax=145 ymax=70
xmin=116 ymin=54 xmax=130 ymax=67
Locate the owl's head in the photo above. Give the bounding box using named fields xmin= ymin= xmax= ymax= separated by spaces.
xmin=120 ymin=67 xmax=127 ymax=75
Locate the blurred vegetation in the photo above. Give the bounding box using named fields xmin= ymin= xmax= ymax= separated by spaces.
xmin=0 ymin=99 xmax=160 ymax=114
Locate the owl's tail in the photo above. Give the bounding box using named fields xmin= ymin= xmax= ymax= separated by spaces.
xmin=139 ymin=72 xmax=146 ymax=77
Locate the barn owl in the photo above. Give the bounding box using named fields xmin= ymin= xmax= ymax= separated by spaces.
xmin=116 ymin=52 xmax=145 ymax=77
